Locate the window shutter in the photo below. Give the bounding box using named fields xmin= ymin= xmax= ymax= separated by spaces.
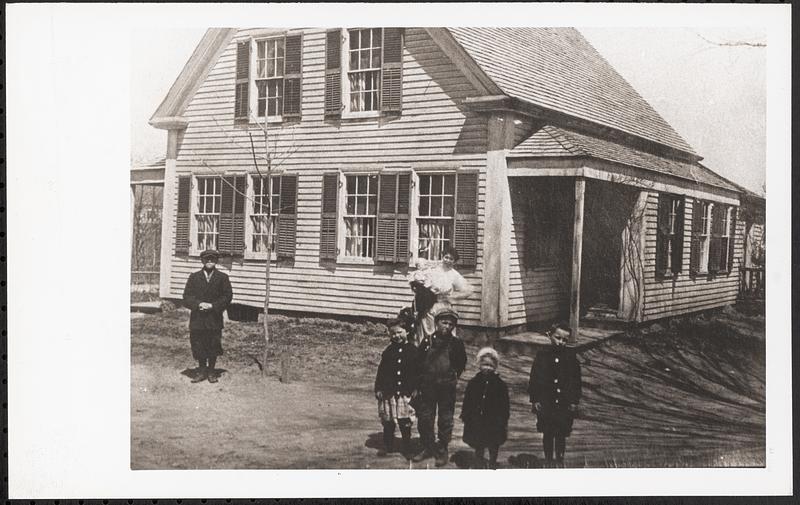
xmin=375 ymin=172 xmax=411 ymax=263
xmin=727 ymin=206 xmax=738 ymax=272
xmin=277 ymin=174 xmax=298 ymax=259
xmin=708 ymin=203 xmax=723 ymax=273
xmin=655 ymin=193 xmax=670 ymax=277
xmin=232 ymin=175 xmax=246 ymax=256
xmin=234 ymin=40 xmax=250 ymax=123
xmin=670 ymin=198 xmax=684 ymax=274
xmin=453 ymin=172 xmax=478 ymax=268
xmin=218 ymin=175 xmax=237 ymax=256
xmin=283 ymin=34 xmax=302 ymax=119
xmin=689 ymin=199 xmax=704 ymax=274
xmin=175 ymin=175 xmax=192 ymax=255
xmin=324 ymin=30 xmax=342 ymax=118
xmin=319 ymin=172 xmax=339 ymax=260
xmin=381 ymin=28 xmax=404 ymax=114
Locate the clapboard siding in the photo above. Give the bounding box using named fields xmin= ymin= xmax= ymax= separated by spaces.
xmin=166 ymin=28 xmax=490 ymax=325
xmin=642 ymin=194 xmax=744 ymax=320
xmin=506 ymin=178 xmax=569 ymax=326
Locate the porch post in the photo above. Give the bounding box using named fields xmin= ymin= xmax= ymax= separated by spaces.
xmin=480 ymin=112 xmax=515 ymax=328
xmin=159 ymin=129 xmax=180 ymax=298
xmin=569 ymin=177 xmax=586 ymax=345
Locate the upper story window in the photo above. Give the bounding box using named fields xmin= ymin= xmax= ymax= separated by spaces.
xmin=347 ymin=28 xmax=383 ymax=113
xmin=255 ymin=38 xmax=285 ymax=118
xmin=324 ymin=28 xmax=404 ymax=118
xmin=233 ymin=33 xmax=302 ymax=124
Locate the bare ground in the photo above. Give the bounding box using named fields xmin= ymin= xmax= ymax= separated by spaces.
xmin=131 ymin=306 xmax=765 ymax=469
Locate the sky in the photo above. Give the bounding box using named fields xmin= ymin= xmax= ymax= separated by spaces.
xmin=131 ymin=27 xmax=767 ymax=194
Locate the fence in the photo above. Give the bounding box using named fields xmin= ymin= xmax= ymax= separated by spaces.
xmin=739 ymin=266 xmax=765 ymax=300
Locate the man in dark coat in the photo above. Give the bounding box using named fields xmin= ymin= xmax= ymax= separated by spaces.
xmin=182 ymin=249 xmax=233 ymax=383
xmin=411 ymin=307 xmax=467 ymax=467
xmin=528 ymin=323 xmax=582 ymax=467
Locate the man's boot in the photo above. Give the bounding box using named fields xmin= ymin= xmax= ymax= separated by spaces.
xmin=435 ymin=443 xmax=449 ymax=467
xmin=412 ymin=445 xmax=436 ymax=463
xmin=191 ymin=361 xmax=207 ymax=383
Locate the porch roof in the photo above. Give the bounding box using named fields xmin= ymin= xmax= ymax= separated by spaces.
xmin=507 ymin=125 xmax=740 ymax=192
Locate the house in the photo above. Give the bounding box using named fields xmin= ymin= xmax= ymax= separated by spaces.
xmin=150 ymin=27 xmax=747 ymax=339
xmin=131 ymin=157 xmax=165 ymax=290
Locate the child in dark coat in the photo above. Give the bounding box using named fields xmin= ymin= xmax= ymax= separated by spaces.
xmin=374 ymin=319 xmax=420 ymax=458
xmin=528 ymin=322 xmax=582 ymax=468
xmin=460 ymin=347 xmax=509 ymax=469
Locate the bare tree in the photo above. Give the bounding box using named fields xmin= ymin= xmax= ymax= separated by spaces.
xmin=186 ymin=106 xmax=300 ymax=379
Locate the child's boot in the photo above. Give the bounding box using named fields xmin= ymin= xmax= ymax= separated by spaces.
xmin=399 ymin=423 xmax=412 ymax=459
xmin=378 ymin=422 xmax=395 ymax=456
xmin=435 ymin=443 xmax=449 ymax=467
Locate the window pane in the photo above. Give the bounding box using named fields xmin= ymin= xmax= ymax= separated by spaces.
xmin=420 ymin=175 xmax=430 ymax=195
xmin=360 ymin=49 xmax=370 ymax=70
xmin=419 ymin=196 xmax=430 ymax=217
xmin=372 ymin=28 xmax=382 ymax=46
xmin=361 ymin=29 xmax=370 ymax=48
xmin=443 ymin=195 xmax=454 ymax=217
xmin=346 ymin=196 xmax=356 ymax=215
xmin=431 ymin=175 xmax=443 ymax=194
xmin=444 ymin=175 xmax=455 ymax=195
xmin=349 ymin=30 xmax=359 ymax=50
xmin=258 ymin=41 xmax=265 ymax=59
xmin=356 ymin=196 xmax=367 ymax=215
xmin=431 ymin=197 xmax=442 ymax=217
xmin=350 ymin=50 xmax=358 ymax=70
xmin=368 ymin=193 xmax=377 ymax=215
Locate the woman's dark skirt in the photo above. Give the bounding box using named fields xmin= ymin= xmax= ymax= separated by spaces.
xmin=189 ymin=329 xmax=223 ymax=360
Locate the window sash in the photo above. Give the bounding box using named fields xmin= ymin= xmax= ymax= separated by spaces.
xmin=417 ymin=218 xmax=453 ymax=261
xmin=346 ymin=29 xmax=382 ymax=113
xmin=250 ymin=176 xmax=281 ymax=254
xmin=256 ymin=39 xmax=285 ymax=79
xmin=343 ymin=175 xmax=377 ymax=258
xmin=195 ymin=177 xmax=221 ymax=250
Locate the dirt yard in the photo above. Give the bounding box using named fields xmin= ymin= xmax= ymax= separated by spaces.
xmin=131 ymin=305 xmax=765 ymax=469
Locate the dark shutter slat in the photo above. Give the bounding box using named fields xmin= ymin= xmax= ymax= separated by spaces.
xmin=671 ymin=198 xmax=684 ymax=274
xmin=655 ymin=193 xmax=669 ymax=276
xmin=324 ymin=30 xmax=342 ymax=117
xmin=728 ymin=206 xmax=738 ymax=272
xmin=381 ymin=28 xmax=403 ymax=114
xmin=283 ymin=34 xmax=303 ymax=119
xmin=234 ymin=41 xmax=250 ymax=122
xmin=454 ymin=172 xmax=478 ymax=267
xmin=232 ymin=176 xmax=247 ymax=256
xmin=376 ymin=174 xmax=398 ymax=262
xmin=175 ymin=176 xmax=192 ymax=255
xmin=218 ymin=176 xmax=236 ymax=255
xmin=277 ymin=174 xmax=298 ymax=258
xmin=395 ymin=173 xmax=411 ymax=262
xmin=319 ymin=173 xmax=339 ymax=260
xmin=689 ymin=199 xmax=704 ymax=274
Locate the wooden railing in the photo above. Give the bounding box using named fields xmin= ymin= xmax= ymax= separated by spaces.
xmin=739 ymin=267 xmax=765 ymax=299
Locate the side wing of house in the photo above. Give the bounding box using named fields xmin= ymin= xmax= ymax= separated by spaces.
xmin=160 ymin=28 xmax=498 ymax=326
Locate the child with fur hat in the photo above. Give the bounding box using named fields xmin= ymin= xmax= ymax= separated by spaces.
xmin=460 ymin=347 xmax=510 ymax=469
xmin=374 ymin=318 xmax=420 ymax=459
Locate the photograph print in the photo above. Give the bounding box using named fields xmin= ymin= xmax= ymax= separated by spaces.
xmin=130 ymin=25 xmax=768 ymax=471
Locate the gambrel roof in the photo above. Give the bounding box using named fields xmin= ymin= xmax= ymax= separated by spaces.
xmin=508 ymin=125 xmax=739 ymax=192
xmin=447 ymin=27 xmax=697 ymax=157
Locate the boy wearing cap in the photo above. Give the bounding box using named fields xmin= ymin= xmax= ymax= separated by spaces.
xmin=182 ymin=249 xmax=233 ymax=383
xmin=460 ymin=347 xmax=510 ymax=469
xmin=411 ymin=307 xmax=467 ymax=467
xmin=527 ymin=322 xmax=582 ymax=467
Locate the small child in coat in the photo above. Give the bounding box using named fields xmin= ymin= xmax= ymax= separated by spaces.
xmin=374 ymin=318 xmax=420 ymax=458
xmin=460 ymin=347 xmax=510 ymax=469
xmin=528 ymin=322 xmax=582 ymax=468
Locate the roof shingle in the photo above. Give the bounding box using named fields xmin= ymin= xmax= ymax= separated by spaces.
xmin=509 ymin=125 xmax=738 ymax=192
xmin=448 ymin=27 xmax=697 ymax=156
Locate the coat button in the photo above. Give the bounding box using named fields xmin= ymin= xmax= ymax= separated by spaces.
xmin=555 ymin=399 xmax=559 ymax=404
xmin=397 ymin=359 xmax=402 ymax=363
xmin=399 ymin=348 xmax=402 ymax=352
xmin=396 ymin=391 xmax=400 ymax=396
xmin=556 ymin=388 xmax=561 ymax=393
xmin=554 ymin=358 xmax=559 ymax=363
xmin=397 ymin=381 xmax=402 ymax=385
xmin=554 ymin=379 xmax=558 ymax=383
xmin=397 ymin=371 xmax=401 ymax=375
